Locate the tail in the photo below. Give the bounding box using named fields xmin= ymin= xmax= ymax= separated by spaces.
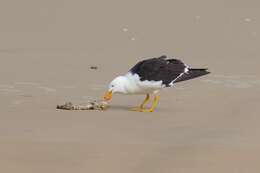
xmin=175 ymin=68 xmax=210 ymax=83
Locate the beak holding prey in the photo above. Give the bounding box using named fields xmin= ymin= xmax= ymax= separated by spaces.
xmin=103 ymin=91 xmax=113 ymax=101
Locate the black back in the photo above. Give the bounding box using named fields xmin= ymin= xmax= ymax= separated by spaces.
xmin=129 ymin=56 xmax=186 ymax=86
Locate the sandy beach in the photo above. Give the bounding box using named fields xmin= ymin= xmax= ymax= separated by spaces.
xmin=1 ymin=0 xmax=260 ymax=172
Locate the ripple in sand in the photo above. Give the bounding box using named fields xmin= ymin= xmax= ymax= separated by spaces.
xmin=82 ymin=95 xmax=94 ymax=100
xmin=0 ymin=88 xmax=20 ymax=93
xmin=37 ymin=86 xmax=57 ymax=93
xmin=174 ymin=86 xmax=187 ymax=90
xmin=59 ymin=86 xmax=78 ymax=89
xmin=201 ymin=75 xmax=260 ymax=89
xmin=0 ymin=84 xmax=14 ymax=89
xmin=20 ymin=94 xmax=33 ymax=98
xmin=15 ymin=82 xmax=38 ymax=86
xmin=89 ymin=84 xmax=106 ymax=91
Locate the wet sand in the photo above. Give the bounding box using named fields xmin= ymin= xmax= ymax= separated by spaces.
xmin=1 ymin=0 xmax=260 ymax=172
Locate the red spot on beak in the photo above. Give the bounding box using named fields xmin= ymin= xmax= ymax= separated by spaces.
xmin=103 ymin=91 xmax=112 ymax=101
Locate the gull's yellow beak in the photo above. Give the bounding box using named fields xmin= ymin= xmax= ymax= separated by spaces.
xmin=103 ymin=91 xmax=113 ymax=101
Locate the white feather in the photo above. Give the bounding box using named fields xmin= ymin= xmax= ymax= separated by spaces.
xmin=108 ymin=72 xmax=164 ymax=95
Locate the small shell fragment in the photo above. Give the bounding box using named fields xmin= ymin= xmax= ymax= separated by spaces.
xmin=90 ymin=66 xmax=98 ymax=70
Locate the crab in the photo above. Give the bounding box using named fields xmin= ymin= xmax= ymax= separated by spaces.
xmin=57 ymin=100 xmax=109 ymax=111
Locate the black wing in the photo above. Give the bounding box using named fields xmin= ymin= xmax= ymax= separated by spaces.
xmin=129 ymin=55 xmax=186 ymax=86
xmin=174 ymin=68 xmax=210 ymax=83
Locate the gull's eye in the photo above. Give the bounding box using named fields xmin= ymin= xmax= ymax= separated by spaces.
xmin=111 ymin=85 xmax=114 ymax=87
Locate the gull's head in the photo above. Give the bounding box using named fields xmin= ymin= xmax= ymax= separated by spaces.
xmin=103 ymin=76 xmax=127 ymax=101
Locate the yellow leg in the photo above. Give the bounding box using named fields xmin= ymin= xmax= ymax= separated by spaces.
xmin=140 ymin=94 xmax=150 ymax=109
xmin=130 ymin=94 xmax=150 ymax=111
xmin=130 ymin=95 xmax=159 ymax=112
xmin=141 ymin=95 xmax=159 ymax=112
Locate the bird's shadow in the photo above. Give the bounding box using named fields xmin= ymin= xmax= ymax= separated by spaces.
xmin=108 ymin=104 xmax=133 ymax=111
xmin=108 ymin=104 xmax=167 ymax=113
